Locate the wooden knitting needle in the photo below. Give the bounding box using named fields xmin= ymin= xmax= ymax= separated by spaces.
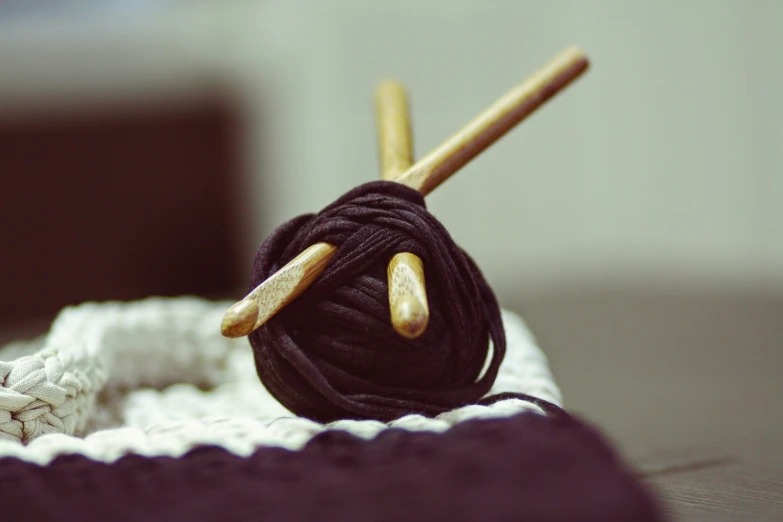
xmin=375 ymin=80 xmax=430 ymax=339
xmin=396 ymin=46 xmax=588 ymax=195
xmin=221 ymin=46 xmax=589 ymax=338
xmin=220 ymin=242 xmax=337 ymax=338
xmin=221 ymin=84 xmax=429 ymax=340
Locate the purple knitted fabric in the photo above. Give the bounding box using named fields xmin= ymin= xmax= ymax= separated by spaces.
xmin=0 ymin=412 xmax=663 ymax=521
xmin=249 ymin=181 xmax=506 ymax=423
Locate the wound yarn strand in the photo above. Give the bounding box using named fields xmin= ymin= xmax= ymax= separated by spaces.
xmin=249 ymin=181 xmax=506 ymax=422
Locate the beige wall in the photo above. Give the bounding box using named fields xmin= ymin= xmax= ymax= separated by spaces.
xmin=2 ymin=0 xmax=781 ymax=296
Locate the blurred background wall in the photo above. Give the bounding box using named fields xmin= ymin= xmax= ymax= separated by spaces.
xmin=2 ymin=0 xmax=781 ymax=297
xmin=0 ymin=0 xmax=780 ymax=456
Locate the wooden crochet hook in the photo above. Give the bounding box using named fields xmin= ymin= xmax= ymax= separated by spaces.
xmin=221 ymin=46 xmax=589 ymax=338
xmin=375 ymin=80 xmax=430 ymax=339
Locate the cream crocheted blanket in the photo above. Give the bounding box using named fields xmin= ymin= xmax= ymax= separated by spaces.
xmin=0 ymin=297 xmax=560 ymax=464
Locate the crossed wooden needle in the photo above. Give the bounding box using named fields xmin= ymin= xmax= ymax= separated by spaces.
xmin=221 ymin=46 xmax=589 ymax=339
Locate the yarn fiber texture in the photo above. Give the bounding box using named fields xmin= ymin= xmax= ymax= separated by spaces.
xmin=250 ymin=181 xmax=506 ymax=423
xmin=0 ymin=413 xmax=664 ymax=522
xmin=0 ymin=298 xmax=561 ymax=458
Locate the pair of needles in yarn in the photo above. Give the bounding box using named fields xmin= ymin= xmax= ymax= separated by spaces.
xmin=221 ymin=46 xmax=590 ymax=340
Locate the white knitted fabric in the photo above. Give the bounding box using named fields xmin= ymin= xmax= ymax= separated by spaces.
xmin=0 ymin=297 xmax=560 ymax=464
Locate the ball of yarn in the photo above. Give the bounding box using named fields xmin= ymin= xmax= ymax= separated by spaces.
xmin=249 ymin=181 xmax=506 ymax=422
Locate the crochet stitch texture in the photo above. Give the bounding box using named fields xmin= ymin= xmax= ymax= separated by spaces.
xmin=0 ymin=297 xmax=559 ymax=463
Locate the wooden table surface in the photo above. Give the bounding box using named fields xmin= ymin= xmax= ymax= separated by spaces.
xmin=508 ymin=288 xmax=783 ymax=521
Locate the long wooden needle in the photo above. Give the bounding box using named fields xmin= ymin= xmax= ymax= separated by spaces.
xmin=221 ymin=46 xmax=589 ymax=338
xmin=375 ymin=80 xmax=430 ymax=339
xmin=397 ymin=46 xmax=589 ymax=196
xmin=220 ymin=242 xmax=336 ymax=338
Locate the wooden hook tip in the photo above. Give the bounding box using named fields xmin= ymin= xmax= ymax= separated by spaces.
xmin=392 ymin=296 xmax=430 ymax=340
xmin=220 ymin=299 xmax=259 ymax=338
xmin=564 ymin=46 xmax=590 ymax=71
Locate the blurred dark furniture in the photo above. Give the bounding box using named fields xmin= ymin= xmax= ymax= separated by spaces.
xmin=0 ymin=98 xmax=245 ymax=330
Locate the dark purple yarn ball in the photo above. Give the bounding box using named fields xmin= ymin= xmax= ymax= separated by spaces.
xmin=248 ymin=181 xmax=506 ymax=422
